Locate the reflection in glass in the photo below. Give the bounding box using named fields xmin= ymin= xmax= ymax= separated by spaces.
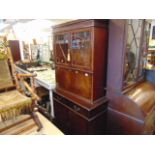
xmin=55 ymin=33 xmax=69 ymax=63
xmin=124 ymin=19 xmax=143 ymax=86
xmin=71 ymin=31 xmax=90 ymax=49
xmin=71 ymin=31 xmax=92 ymax=68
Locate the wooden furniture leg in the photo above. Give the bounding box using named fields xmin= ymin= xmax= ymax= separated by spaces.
xmin=31 ymin=112 xmax=43 ymax=131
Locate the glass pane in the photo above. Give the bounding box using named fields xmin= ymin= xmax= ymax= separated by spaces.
xmin=124 ymin=19 xmax=143 ymax=86
xmin=71 ymin=31 xmax=91 ymax=49
xmin=71 ymin=31 xmax=92 ymax=69
xmin=55 ymin=33 xmax=69 ymax=63
xmin=143 ymin=21 xmax=152 ymax=69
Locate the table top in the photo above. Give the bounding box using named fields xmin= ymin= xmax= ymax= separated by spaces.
xmin=16 ymin=65 xmax=56 ymax=90
xmin=35 ymin=68 xmax=55 ymax=84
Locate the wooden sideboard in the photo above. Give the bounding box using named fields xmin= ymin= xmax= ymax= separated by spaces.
xmin=53 ymin=90 xmax=108 ymax=135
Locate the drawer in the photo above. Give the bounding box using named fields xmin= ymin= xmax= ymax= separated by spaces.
xmin=53 ymin=91 xmax=65 ymax=102
xmin=53 ymin=91 xmax=108 ymax=119
xmin=53 ymin=92 xmax=88 ymax=118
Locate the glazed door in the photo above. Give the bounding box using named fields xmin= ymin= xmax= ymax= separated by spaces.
xmin=123 ymin=20 xmax=150 ymax=87
xmin=54 ymin=33 xmax=70 ymax=65
xmin=71 ymin=29 xmax=92 ymax=70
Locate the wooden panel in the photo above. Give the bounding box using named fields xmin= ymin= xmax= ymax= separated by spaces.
xmin=93 ymin=27 xmax=108 ymax=99
xmin=55 ymin=67 xmax=72 ymax=91
xmin=72 ymin=70 xmax=92 ymax=99
xmin=144 ymin=107 xmax=155 ymax=134
xmin=53 ymin=19 xmax=108 ymax=33
xmin=53 ymin=90 xmax=108 ymax=118
xmin=107 ymin=82 xmax=155 ymax=134
xmin=53 ymin=99 xmax=69 ymax=133
xmin=69 ymin=110 xmax=87 ymax=135
xmin=53 ymin=91 xmax=108 ymax=134
xmin=126 ymin=82 xmax=155 ymax=116
xmin=56 ymin=67 xmax=92 ymax=99
xmin=106 ymin=20 xmax=126 ymax=93
xmin=107 ymin=107 xmax=144 ymax=135
xmin=88 ymin=111 xmax=107 ymax=134
xmin=9 ymin=40 xmax=21 ymax=62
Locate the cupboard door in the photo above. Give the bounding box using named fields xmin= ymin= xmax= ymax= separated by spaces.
xmin=54 ymin=33 xmax=70 ymax=65
xmin=55 ymin=67 xmax=72 ymax=91
xmin=53 ymin=99 xmax=69 ymax=133
xmin=72 ymin=70 xmax=92 ymax=99
xmin=71 ymin=29 xmax=92 ymax=70
xmin=56 ymin=67 xmax=92 ymax=100
xmin=68 ymin=110 xmax=87 ymax=135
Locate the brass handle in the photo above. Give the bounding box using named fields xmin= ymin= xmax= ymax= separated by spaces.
xmin=73 ymin=105 xmax=80 ymax=112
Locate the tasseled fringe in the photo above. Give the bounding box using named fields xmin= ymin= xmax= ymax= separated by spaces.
xmin=0 ymin=102 xmax=32 ymax=122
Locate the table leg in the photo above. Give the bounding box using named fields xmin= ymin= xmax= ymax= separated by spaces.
xmin=49 ymin=90 xmax=54 ymax=118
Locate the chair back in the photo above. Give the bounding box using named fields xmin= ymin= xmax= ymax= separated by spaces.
xmin=0 ymin=40 xmax=19 ymax=91
xmin=0 ymin=53 xmax=14 ymax=90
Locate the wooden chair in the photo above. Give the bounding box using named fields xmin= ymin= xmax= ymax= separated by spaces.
xmin=0 ymin=41 xmax=42 ymax=133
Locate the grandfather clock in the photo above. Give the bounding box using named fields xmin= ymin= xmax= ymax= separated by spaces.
xmin=52 ymin=19 xmax=109 ymax=134
xmin=107 ymin=19 xmax=155 ymax=134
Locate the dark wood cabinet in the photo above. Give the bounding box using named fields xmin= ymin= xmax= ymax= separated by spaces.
xmin=52 ymin=20 xmax=109 ymax=134
xmin=53 ymin=19 xmax=109 ymax=104
xmin=53 ymin=98 xmax=69 ymax=133
xmin=107 ymin=19 xmax=155 ymax=134
xmin=53 ymin=90 xmax=108 ymax=135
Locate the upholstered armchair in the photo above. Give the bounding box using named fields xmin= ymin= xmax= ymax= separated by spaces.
xmin=0 ymin=41 xmax=42 ymax=132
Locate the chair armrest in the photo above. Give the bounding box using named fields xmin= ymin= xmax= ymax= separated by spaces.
xmin=16 ymin=73 xmax=37 ymax=78
xmin=16 ymin=73 xmax=40 ymax=101
xmin=23 ymin=80 xmax=40 ymax=101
